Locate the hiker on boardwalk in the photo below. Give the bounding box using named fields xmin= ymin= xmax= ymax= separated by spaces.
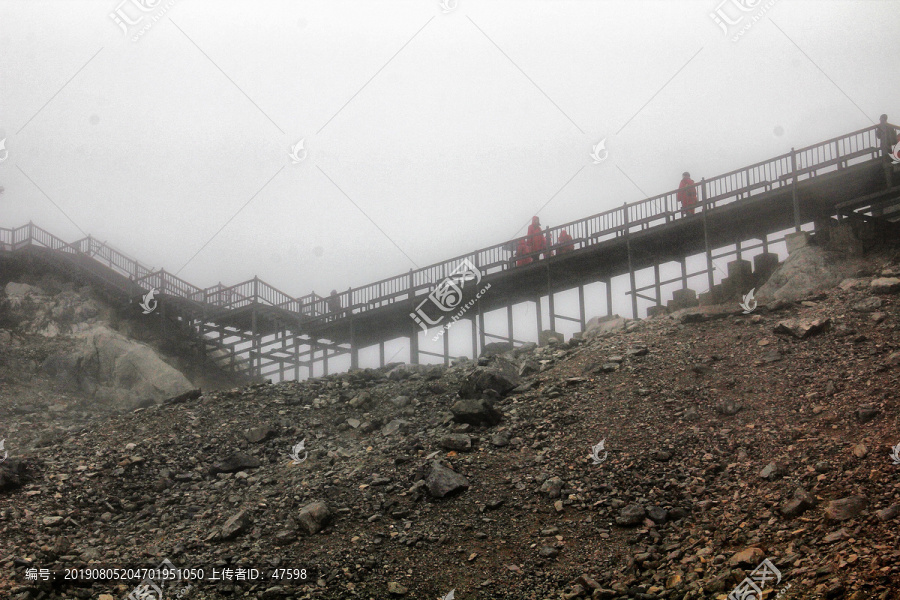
xmin=677 ymin=172 xmax=698 ymax=216
xmin=557 ymin=229 xmax=574 ymax=253
xmin=326 ymin=289 xmax=341 ymax=316
xmin=515 ymin=237 xmax=532 ymax=266
xmin=528 ymin=216 xmax=546 ymax=259
xmin=876 ymin=114 xmax=898 ymax=156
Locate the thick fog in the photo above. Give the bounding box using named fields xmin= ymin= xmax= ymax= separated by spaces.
xmin=2 ymin=0 xmax=898 ymax=367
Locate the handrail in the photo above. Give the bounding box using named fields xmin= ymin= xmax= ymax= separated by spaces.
xmin=1 ymin=123 xmax=892 ymax=329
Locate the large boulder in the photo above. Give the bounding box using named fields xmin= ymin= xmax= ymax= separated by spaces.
xmin=42 ymin=324 xmax=194 ymax=407
xmin=757 ymin=246 xmax=863 ymax=303
xmin=583 ymin=315 xmax=627 ymax=339
xmin=458 ymin=358 xmax=520 ymax=398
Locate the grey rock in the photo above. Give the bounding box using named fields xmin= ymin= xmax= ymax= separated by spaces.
xmin=439 ymin=434 xmax=473 ymax=452
xmin=244 ymin=426 xmax=276 ymax=444
xmin=851 ymin=297 xmax=883 ymax=312
xmin=870 ymin=277 xmax=900 ymax=294
xmin=780 ymin=488 xmax=815 ymax=517
xmin=459 ymin=359 xmax=521 ymax=398
xmin=538 ymin=545 xmax=559 ymax=559
xmin=220 ymin=510 xmax=252 ymax=540
xmin=450 ymin=398 xmax=503 ymax=427
xmin=615 ymin=503 xmax=645 ymax=526
xmin=425 ymin=461 xmax=470 ymax=498
xmin=298 ymin=501 xmax=332 ymax=535
xmin=381 ymin=419 xmax=408 ymax=436
xmin=209 ymin=452 xmax=260 ymax=475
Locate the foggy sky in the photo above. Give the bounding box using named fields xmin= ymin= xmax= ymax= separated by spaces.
xmin=2 ymin=0 xmax=899 ymax=366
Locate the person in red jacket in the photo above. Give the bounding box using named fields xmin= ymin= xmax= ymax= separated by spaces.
xmin=557 ymin=229 xmax=574 ymax=253
xmin=677 ymin=172 xmax=698 ymax=216
xmin=515 ymin=238 xmax=532 ymax=266
xmin=528 ymin=216 xmax=546 ymax=259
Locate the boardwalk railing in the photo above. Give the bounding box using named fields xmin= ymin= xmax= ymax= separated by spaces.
xmin=1 ymin=123 xmax=891 ymax=330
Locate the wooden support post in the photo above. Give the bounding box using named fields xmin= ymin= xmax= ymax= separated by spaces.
xmin=251 ymin=308 xmax=259 ymax=378
xmin=790 ymin=147 xmax=801 ymax=231
xmin=606 ymin=279 xmax=613 ymax=317
xmin=578 ymin=285 xmax=586 ymax=331
xmin=443 ymin=322 xmax=450 ymax=366
xmin=471 ymin=316 xmax=478 ymax=361
xmin=350 ymin=318 xmax=359 ymax=370
xmin=478 ymin=304 xmax=486 ymax=354
xmin=507 ymin=304 xmax=514 ymax=344
xmin=323 ymin=344 xmax=329 ymax=376
xmin=379 ymin=341 xmax=385 ymax=368
xmin=309 ymin=342 xmax=316 ymax=379
xmin=294 ymin=337 xmax=300 ymax=381
xmin=535 ymin=296 xmax=543 ymax=336
xmin=546 ymin=263 xmax=555 ymax=333
xmin=680 ymin=256 xmax=688 ymax=289
xmin=410 ymin=327 xmax=419 ymax=365
xmin=701 ymin=178 xmax=714 ymax=292
xmin=653 ymin=262 xmax=661 ymax=306
xmin=624 ymin=203 xmax=638 ymax=319
xmin=735 ymin=238 xmax=742 ymax=261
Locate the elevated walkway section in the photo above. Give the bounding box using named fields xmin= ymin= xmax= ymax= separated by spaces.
xmin=2 ymin=123 xmax=899 ymax=378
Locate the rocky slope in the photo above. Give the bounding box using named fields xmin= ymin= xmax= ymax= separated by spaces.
xmin=2 ymin=251 xmax=900 ymax=600
xmin=0 ymin=274 xmax=249 ymax=425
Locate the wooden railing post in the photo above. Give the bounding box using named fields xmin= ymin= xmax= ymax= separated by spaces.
xmin=624 ymin=202 xmax=638 ymax=319
xmin=701 ymin=178 xmax=714 ymax=292
xmin=790 ymin=147 xmax=801 ymax=231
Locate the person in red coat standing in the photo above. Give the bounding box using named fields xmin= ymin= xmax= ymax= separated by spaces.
xmin=528 ymin=216 xmax=546 ymax=259
xmin=677 ymin=172 xmax=698 ymax=216
xmin=557 ymin=229 xmax=574 ymax=253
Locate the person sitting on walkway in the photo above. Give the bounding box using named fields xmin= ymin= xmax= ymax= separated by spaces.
xmin=515 ymin=238 xmax=532 ymax=266
xmin=528 ymin=216 xmax=546 ymax=259
xmin=677 ymin=172 xmax=698 ymax=216
xmin=557 ymin=229 xmax=574 ymax=253
xmin=876 ymin=114 xmax=898 ymax=156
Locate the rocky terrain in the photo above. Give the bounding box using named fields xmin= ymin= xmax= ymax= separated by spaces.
xmin=2 ymin=246 xmax=900 ymax=600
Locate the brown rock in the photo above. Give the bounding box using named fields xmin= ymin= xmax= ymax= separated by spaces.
xmin=729 ymin=547 xmax=765 ymax=567
xmin=825 ymin=496 xmax=867 ymax=521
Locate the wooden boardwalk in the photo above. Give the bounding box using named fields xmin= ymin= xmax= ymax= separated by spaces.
xmin=2 ymin=123 xmax=899 ymax=379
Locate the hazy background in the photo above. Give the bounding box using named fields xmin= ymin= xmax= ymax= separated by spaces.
xmin=2 ymin=0 xmax=898 ymax=371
